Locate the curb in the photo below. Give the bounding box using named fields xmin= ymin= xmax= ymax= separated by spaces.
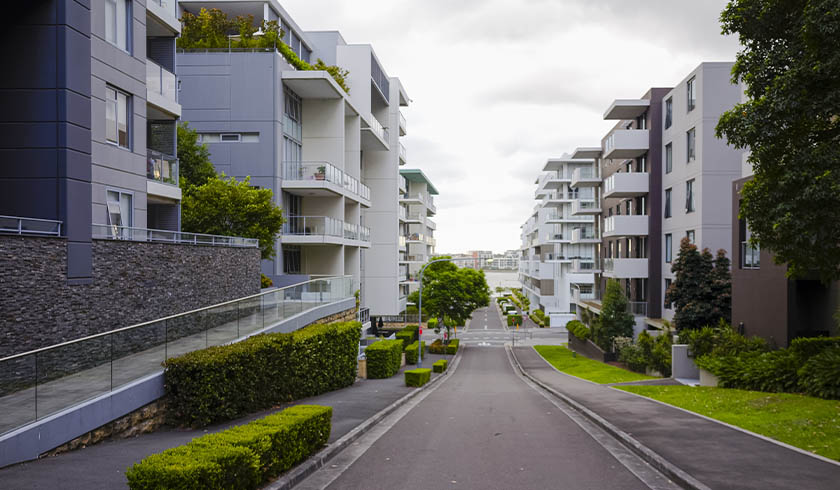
xmin=266 ymin=348 xmax=464 ymax=490
xmin=507 ymin=346 xmax=711 ymax=490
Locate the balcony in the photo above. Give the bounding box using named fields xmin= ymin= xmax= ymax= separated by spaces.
xmin=399 ymin=235 xmax=407 ymax=249
xmin=399 ymin=206 xmax=407 ymax=222
xmin=571 ymin=259 xmax=600 ymax=274
xmin=571 ymin=167 xmax=601 ymax=188
xmin=406 ymin=232 xmax=425 ymax=243
xmin=399 ymin=111 xmax=407 ymax=136
xmin=603 ymin=129 xmax=649 ymax=160
xmin=426 ymin=195 xmax=437 ymax=215
xmin=426 ymin=218 xmax=436 ymax=231
xmin=282 ymin=216 xmax=370 ymax=247
xmin=603 ymin=99 xmax=650 ymax=120
xmin=146 ymin=0 xmax=179 ymax=33
xmin=603 ymin=215 xmax=648 ymax=237
xmin=571 ymin=228 xmax=600 ymax=244
xmin=603 ymin=258 xmax=648 ymax=279
xmin=146 ymin=150 xmax=181 ymax=200
xmin=406 ymin=212 xmax=424 ymax=224
xmin=0 ymin=215 xmax=62 ymax=236
xmin=399 ymin=175 xmax=407 ymax=194
xmin=571 ymin=199 xmax=601 ymax=216
xmin=281 ymin=161 xmax=370 ymax=206
xmin=146 ymin=59 xmax=180 ymax=117
xmin=399 ymin=142 xmax=407 ymax=164
xmin=361 ymin=114 xmax=389 ymax=151
xmin=603 ymin=172 xmax=649 ymax=199
xmin=545 ymin=210 xmax=591 ymax=223
xmin=545 ymin=232 xmax=569 ymax=244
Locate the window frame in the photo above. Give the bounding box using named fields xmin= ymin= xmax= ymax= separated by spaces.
xmin=686 ymin=230 xmax=695 ymax=243
xmin=664 ymin=97 xmax=673 ymax=129
xmin=105 ymin=85 xmax=131 ymax=149
xmin=105 ymin=188 xmax=134 ymax=238
xmin=686 ymin=128 xmax=696 ymax=162
xmin=665 ymin=143 xmax=673 ymax=174
xmin=686 ymin=179 xmax=695 ymax=213
xmin=104 ymin=0 xmax=131 ymax=53
xmin=687 ymin=76 xmax=696 ymax=112
xmin=664 ymin=188 xmax=672 ymax=219
xmin=665 ymin=233 xmax=672 ymax=263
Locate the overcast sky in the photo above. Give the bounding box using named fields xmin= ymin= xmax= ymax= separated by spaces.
xmin=283 ymin=0 xmax=741 ymax=254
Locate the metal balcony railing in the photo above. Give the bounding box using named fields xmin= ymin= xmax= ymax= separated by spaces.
xmin=0 ymin=215 xmax=62 ymax=236
xmin=92 ymin=225 xmax=258 ymax=247
xmin=282 ymin=161 xmax=370 ymax=202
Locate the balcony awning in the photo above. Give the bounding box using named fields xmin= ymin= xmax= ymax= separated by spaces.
xmin=571 ymin=147 xmax=601 ymax=159
xmin=603 ymin=99 xmax=650 ymax=120
xmin=543 ymin=157 xmax=594 ymax=172
xmin=282 ymin=71 xmax=345 ymax=99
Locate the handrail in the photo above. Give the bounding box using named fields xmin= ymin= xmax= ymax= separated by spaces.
xmin=92 ymin=224 xmax=258 ymax=247
xmin=0 ymin=275 xmax=353 ymax=363
xmin=0 ymin=215 xmax=62 ymax=236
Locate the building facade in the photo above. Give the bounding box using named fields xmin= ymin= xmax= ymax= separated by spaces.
xmin=398 ymin=168 xmax=438 ymax=301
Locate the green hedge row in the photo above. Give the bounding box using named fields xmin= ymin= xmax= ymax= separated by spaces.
xmin=446 ymin=339 xmax=460 ymax=355
xmin=566 ymin=320 xmax=590 ymax=341
xmin=405 ymin=341 xmax=426 ymax=365
xmin=365 ymin=339 xmax=403 ymax=379
xmin=164 ymin=322 xmax=360 ymax=427
xmin=405 ymin=368 xmax=431 ymax=387
xmin=433 ymin=359 xmax=448 ymax=373
xmin=125 ymin=405 xmax=331 ymax=490
xmin=395 ymin=324 xmax=419 ymax=348
xmin=507 ymin=314 xmax=523 ymax=327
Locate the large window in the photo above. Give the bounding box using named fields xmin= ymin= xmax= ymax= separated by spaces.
xmin=665 ymin=143 xmax=673 ymax=174
xmin=105 ymin=0 xmax=129 ymax=51
xmin=105 ymin=86 xmax=129 ymax=148
xmin=687 ymin=128 xmax=696 ymax=162
xmin=664 ymin=188 xmax=672 ymax=218
xmin=687 ymin=76 xmax=696 ymax=111
xmin=665 ymin=234 xmax=672 ymax=263
xmin=686 ymin=179 xmax=695 ymax=213
xmin=664 ymin=97 xmax=673 ymax=129
xmin=106 ymin=189 xmax=132 ymax=238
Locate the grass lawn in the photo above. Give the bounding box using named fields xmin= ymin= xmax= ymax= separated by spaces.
xmin=617 ymin=385 xmax=840 ymax=461
xmin=533 ymin=345 xmax=655 ymax=384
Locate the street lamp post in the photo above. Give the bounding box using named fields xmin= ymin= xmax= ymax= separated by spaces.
xmin=417 ymin=257 xmax=492 ymax=368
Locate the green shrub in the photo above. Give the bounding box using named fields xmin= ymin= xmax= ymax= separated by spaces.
xmin=429 ymin=339 xmax=445 ymax=355
xmin=260 ymin=273 xmax=273 ymax=288
xmin=566 ymin=320 xmax=590 ymax=341
xmin=164 ymin=322 xmax=359 ymax=427
xmin=126 ymin=405 xmax=331 ymax=490
xmin=427 ymin=318 xmax=438 ymax=329
xmin=395 ymin=330 xmax=414 ymax=349
xmin=365 ymin=339 xmax=403 ymax=379
xmin=404 ymin=341 xmax=426 ymax=365
xmin=798 ymin=346 xmax=840 ymax=400
xmin=618 ymin=331 xmax=672 ymax=376
xmin=507 ymin=314 xmax=523 ymax=327
xmin=433 ymin=359 xmax=448 ymax=373
xmin=405 ymin=368 xmax=432 ymax=387
xmin=446 ymin=339 xmax=460 ymax=355
xmin=789 ymin=337 xmax=840 ymax=363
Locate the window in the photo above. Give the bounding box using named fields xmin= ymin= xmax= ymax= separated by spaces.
xmin=665 ymin=143 xmax=673 ymax=174
xmin=664 ymin=97 xmax=673 ymax=129
xmin=664 ymin=188 xmax=672 ymax=218
xmin=105 ymin=0 xmax=129 ymax=51
xmin=199 ymin=132 xmax=259 ymax=143
xmin=686 ymin=179 xmax=695 ymax=213
xmin=665 ymin=234 xmax=672 ymax=263
xmin=105 ymin=86 xmax=129 ymax=148
xmin=740 ymin=212 xmax=761 ymax=269
xmin=687 ymin=128 xmax=696 ymax=162
xmin=625 ymin=200 xmax=631 ymax=215
xmin=106 ymin=189 xmax=132 ymax=238
xmin=686 ymin=230 xmax=695 ymax=243
xmin=687 ymin=77 xmax=696 ymax=111
xmin=220 ymin=134 xmax=241 ymax=142
xmin=664 ymin=279 xmax=672 ymax=309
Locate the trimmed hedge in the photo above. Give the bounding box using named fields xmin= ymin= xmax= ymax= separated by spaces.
xmin=164 ymin=322 xmax=360 ymax=427
xmin=799 ymin=346 xmax=840 ymax=399
xmin=365 ymin=339 xmax=403 ymax=379
xmin=405 ymin=368 xmax=432 ymax=387
xmin=433 ymin=359 xmax=448 ymax=373
xmin=395 ymin=324 xmax=419 ymax=348
xmin=566 ymin=320 xmax=590 ymax=341
xmin=446 ymin=339 xmax=460 ymax=355
xmin=125 ymin=405 xmax=331 ymax=490
xmin=789 ymin=337 xmax=840 ymax=363
xmin=405 ymin=341 xmax=426 ymax=365
xmin=507 ymin=314 xmax=523 ymax=327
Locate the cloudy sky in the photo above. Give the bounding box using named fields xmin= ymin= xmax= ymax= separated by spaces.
xmin=283 ymin=0 xmax=741 ymax=254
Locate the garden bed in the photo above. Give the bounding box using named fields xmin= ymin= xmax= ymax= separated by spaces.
xmin=534 ymin=345 xmax=655 ymax=384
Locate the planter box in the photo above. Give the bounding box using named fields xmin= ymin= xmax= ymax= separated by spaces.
xmin=358 ymin=358 xmax=367 ymax=379
xmin=699 ymin=368 xmax=719 ymax=387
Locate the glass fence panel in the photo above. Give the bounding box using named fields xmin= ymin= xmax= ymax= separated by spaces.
xmin=206 ymin=303 xmax=240 ymax=348
xmin=36 ymin=337 xmax=111 ymax=423
xmin=0 ymin=354 xmax=36 ymax=435
xmin=112 ymin=320 xmax=166 ymax=389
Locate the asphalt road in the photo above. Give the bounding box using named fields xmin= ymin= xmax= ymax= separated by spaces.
xmin=318 ymin=307 xmax=656 ymax=490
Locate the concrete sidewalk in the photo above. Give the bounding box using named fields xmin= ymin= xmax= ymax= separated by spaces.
xmin=0 ymin=353 xmax=451 ymax=490
xmin=512 ymin=346 xmax=840 ymax=490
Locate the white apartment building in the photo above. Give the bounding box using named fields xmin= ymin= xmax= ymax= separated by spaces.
xmin=398 ymin=169 xmax=439 ymax=301
xmin=519 ymin=156 xmax=599 ymax=328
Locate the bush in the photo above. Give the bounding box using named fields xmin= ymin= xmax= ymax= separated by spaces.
xmin=427 ymin=318 xmax=438 ymax=330
xmin=433 ymin=359 xmax=448 ymax=373
xmin=365 ymin=339 xmax=403 ymax=379
xmin=789 ymin=337 xmax=840 ymax=363
xmin=566 ymin=320 xmax=590 ymax=341
xmin=125 ymin=405 xmax=331 ymax=490
xmin=507 ymin=314 xmax=523 ymax=327
xmin=395 ymin=330 xmax=414 ymax=349
xmin=164 ymin=322 xmax=360 ymax=427
xmin=799 ymin=346 xmax=840 ymax=400
xmin=260 ymin=273 xmax=273 ymax=288
xmin=618 ymin=331 xmax=672 ymax=376
xmin=429 ymin=339 xmax=445 ymax=355
xmin=405 ymin=368 xmax=432 ymax=387
xmin=404 ymin=341 xmax=426 ymax=365
xmin=446 ymin=339 xmax=460 ymax=355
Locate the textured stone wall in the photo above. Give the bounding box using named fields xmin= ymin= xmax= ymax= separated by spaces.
xmin=0 ymin=235 xmax=260 ymax=357
xmin=310 ymin=308 xmax=358 ymax=326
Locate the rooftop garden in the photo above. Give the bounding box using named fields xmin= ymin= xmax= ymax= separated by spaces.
xmin=178 ymin=9 xmax=350 ymax=93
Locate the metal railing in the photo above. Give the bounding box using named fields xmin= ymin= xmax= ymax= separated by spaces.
xmin=0 ymin=215 xmax=62 ymax=236
xmin=399 ymin=142 xmax=407 ymax=162
xmin=283 ymin=216 xmax=343 ymax=237
xmin=146 ymin=59 xmax=176 ymax=102
xmin=572 ymin=167 xmax=598 ymax=180
xmin=146 ymin=150 xmax=179 ymax=185
xmin=282 ymin=161 xmax=370 ymax=202
xmin=0 ymin=275 xmax=353 ymax=436
xmin=368 ymin=114 xmax=389 ymax=143
xmin=399 ymin=111 xmax=407 ymax=134
xmin=357 ymin=307 xmax=370 ymax=326
xmin=92 ymin=225 xmax=258 ymax=247
xmin=399 ymin=175 xmax=407 ymax=193
xmin=741 ymin=241 xmax=760 ymax=269
xmin=399 ymin=207 xmax=407 ymax=220
xmin=406 ymin=232 xmax=425 ymax=242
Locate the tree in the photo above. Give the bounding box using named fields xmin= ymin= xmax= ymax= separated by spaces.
xmin=666 ymin=238 xmax=732 ymax=331
xmin=407 ymin=257 xmax=490 ymax=327
xmin=716 ymin=0 xmax=840 ymax=283
xmin=181 ymin=175 xmax=284 ymax=259
xmin=592 ymin=279 xmax=634 ymax=350
xmin=177 ymin=122 xmax=216 ymax=188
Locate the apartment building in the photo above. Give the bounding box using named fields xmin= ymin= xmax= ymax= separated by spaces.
xmin=0 ymin=0 xmax=182 ymax=282
xmin=572 ymin=63 xmax=744 ymax=334
xmin=398 ymin=168 xmax=438 ymax=300
xmin=519 ymin=156 xmax=598 ymax=328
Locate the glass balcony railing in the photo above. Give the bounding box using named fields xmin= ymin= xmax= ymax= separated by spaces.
xmin=283 ymin=216 xmax=343 ymax=237
xmin=369 ymin=114 xmax=389 ymax=142
xmin=399 ymin=207 xmax=407 ymax=220
xmin=146 ymin=59 xmax=176 ymax=103
xmin=399 ymin=142 xmax=407 ymax=163
xmin=399 ymin=175 xmax=407 ymax=193
xmin=146 ymin=150 xmax=179 ymax=186
xmin=399 ymin=111 xmax=407 ymax=135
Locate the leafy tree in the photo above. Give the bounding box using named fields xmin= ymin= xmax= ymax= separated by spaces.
xmin=666 ymin=238 xmax=732 ymax=331
xmin=716 ymin=0 xmax=840 ymax=283
xmin=181 ymin=175 xmax=284 ymax=259
xmin=177 ymin=122 xmax=216 ymax=188
xmin=592 ymin=279 xmax=634 ymax=350
xmin=407 ymin=257 xmax=490 ymax=327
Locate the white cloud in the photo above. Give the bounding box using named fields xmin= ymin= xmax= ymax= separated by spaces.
xmin=280 ymin=0 xmax=740 ymax=253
